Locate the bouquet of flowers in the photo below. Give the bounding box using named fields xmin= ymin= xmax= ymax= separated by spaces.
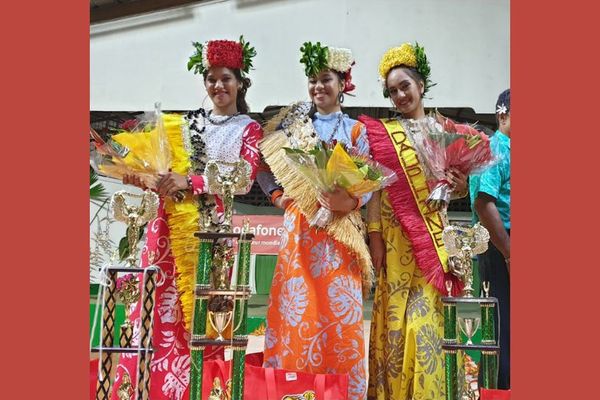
xmin=408 ymin=112 xmax=496 ymax=210
xmin=90 ymin=102 xmax=172 ymax=190
xmin=284 ymin=141 xmax=397 ymax=227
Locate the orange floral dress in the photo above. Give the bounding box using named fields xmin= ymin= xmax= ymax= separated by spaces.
xmin=262 ymin=112 xmax=369 ymax=400
xmin=264 ymin=205 xmax=366 ymax=399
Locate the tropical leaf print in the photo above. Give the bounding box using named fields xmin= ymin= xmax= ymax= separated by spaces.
xmin=416 ymin=324 xmax=443 ymax=374
xmin=407 ymin=285 xmax=430 ymax=321
xmin=348 ymin=361 xmax=367 ymax=399
xmin=328 ymin=276 xmax=362 ymax=325
xmin=162 ymin=355 xmax=190 ymax=399
xmin=279 ymin=276 xmax=308 ymax=327
xmin=309 ymin=240 xmax=341 ymax=278
xmin=265 ymin=326 xmax=277 ymax=350
xmin=158 ymin=283 xmax=181 ymax=324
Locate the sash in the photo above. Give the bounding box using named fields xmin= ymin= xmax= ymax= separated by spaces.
xmin=359 ymin=115 xmax=462 ymax=295
xmin=259 ymin=108 xmax=374 ymax=295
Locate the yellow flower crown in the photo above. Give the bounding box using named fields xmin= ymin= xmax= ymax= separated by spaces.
xmin=378 ymin=42 xmax=434 ymax=97
xmin=378 ymin=43 xmax=417 ymax=80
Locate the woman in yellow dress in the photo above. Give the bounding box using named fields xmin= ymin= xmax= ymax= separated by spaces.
xmin=359 ymin=43 xmax=468 ymax=400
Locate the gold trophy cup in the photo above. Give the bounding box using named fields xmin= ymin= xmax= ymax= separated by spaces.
xmin=208 ymin=310 xmax=233 ymax=341
xmin=458 ymin=317 xmax=481 ymax=346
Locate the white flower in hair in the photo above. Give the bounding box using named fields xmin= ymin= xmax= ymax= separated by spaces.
xmin=496 ymin=104 xmax=508 ymax=115
xmin=202 ymin=42 xmax=210 ymax=69
xmin=327 ymin=47 xmax=354 ymax=73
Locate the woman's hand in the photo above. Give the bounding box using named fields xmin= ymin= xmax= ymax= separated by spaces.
xmin=317 ymin=186 xmax=358 ymax=214
xmin=447 ymin=168 xmax=468 ymax=197
xmin=156 ymin=172 xmax=189 ymax=197
xmin=123 ymin=174 xmax=147 ymax=190
xmin=369 ymin=232 xmax=386 ymax=276
xmin=274 ymin=194 xmax=293 ymax=210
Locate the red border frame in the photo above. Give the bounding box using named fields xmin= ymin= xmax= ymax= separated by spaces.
xmin=3 ymin=1 xmax=595 ymax=398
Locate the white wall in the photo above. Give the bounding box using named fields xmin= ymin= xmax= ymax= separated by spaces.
xmin=91 ymin=0 xmax=509 ymax=114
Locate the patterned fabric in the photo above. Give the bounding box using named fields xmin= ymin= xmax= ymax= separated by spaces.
xmin=362 ymin=116 xmax=447 ymax=400
xmin=264 ymin=205 xmax=366 ymax=400
xmin=367 ymin=192 xmax=445 ymax=400
xmin=110 ymin=116 xmax=262 ymax=400
xmin=263 ymin=112 xmax=369 ymax=400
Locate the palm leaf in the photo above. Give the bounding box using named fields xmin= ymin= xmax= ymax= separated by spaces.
xmin=90 ymin=166 xmax=108 ymax=201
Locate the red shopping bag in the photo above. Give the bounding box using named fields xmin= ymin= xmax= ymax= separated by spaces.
xmin=90 ymin=359 xmax=98 ymax=400
xmin=244 ymin=364 xmax=349 ymax=400
xmin=480 ymin=388 xmax=511 ymax=400
xmin=202 ymin=353 xmax=348 ymax=399
xmin=202 ymin=352 xmax=264 ymax=399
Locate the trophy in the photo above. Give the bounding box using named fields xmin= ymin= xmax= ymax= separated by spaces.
xmin=115 ymin=273 xmax=140 ymax=347
xmin=442 ymin=223 xmax=490 ymax=297
xmin=92 ymin=191 xmax=159 ymax=400
xmin=482 ymin=281 xmax=490 ymax=297
xmin=445 ymin=280 xmax=453 ymax=297
xmin=205 ymin=159 xmax=251 ymax=233
xmin=111 ymin=190 xmax=159 ymax=267
xmin=441 ymin=223 xmax=499 ymax=399
xmin=458 ymin=317 xmax=481 ymax=346
xmin=212 ymin=240 xmax=235 ymax=290
xmin=116 ymin=371 xmax=134 ymax=400
xmin=207 ymin=295 xmax=234 ymax=341
xmin=208 ymin=310 xmax=233 ymax=341
xmin=188 ymin=160 xmax=254 ymax=400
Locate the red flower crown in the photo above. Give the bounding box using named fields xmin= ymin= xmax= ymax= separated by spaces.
xmin=187 ymin=36 xmax=256 ymax=76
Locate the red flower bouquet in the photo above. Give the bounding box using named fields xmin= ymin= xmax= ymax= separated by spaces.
xmin=409 ymin=112 xmax=496 ymax=210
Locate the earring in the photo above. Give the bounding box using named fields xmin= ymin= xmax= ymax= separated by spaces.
xmin=338 ymin=92 xmax=345 ymax=104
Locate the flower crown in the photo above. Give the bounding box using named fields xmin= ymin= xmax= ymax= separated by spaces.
xmin=378 ymin=42 xmax=435 ymax=97
xmin=187 ymin=35 xmax=256 ymax=77
xmin=299 ymin=41 xmax=356 ymax=92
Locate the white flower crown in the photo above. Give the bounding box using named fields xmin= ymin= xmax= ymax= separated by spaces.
xmin=327 ymin=47 xmax=354 ymax=73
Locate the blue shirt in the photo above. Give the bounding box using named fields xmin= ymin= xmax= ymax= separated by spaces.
xmin=469 ymin=130 xmax=511 ymax=230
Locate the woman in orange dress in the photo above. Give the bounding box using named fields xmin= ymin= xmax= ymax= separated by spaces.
xmin=257 ymin=42 xmax=373 ymax=400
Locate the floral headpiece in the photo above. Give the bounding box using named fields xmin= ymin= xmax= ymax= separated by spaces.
xmin=187 ymin=35 xmax=256 ymax=77
xmin=378 ymin=42 xmax=435 ymax=97
xmin=299 ymin=42 xmax=356 ymax=93
xmin=496 ymin=104 xmax=508 ymax=115
xmin=495 ymin=89 xmax=510 ymax=115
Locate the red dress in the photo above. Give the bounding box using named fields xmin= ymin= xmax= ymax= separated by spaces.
xmin=109 ymin=113 xmax=262 ymax=400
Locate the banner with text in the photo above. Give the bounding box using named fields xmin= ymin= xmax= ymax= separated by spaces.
xmin=232 ymin=214 xmax=285 ymax=255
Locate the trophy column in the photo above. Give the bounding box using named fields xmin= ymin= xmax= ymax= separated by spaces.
xmin=188 ymin=159 xmax=254 ymax=399
xmin=91 ymin=190 xmax=159 ymax=400
xmin=95 ymin=269 xmax=118 ymax=399
xmin=441 ymin=223 xmax=500 ymax=399
xmin=136 ymin=268 xmax=158 ymax=400
xmin=231 ymin=233 xmax=252 ymax=400
xmin=443 ymin=282 xmax=459 ymax=400
xmin=480 ymin=284 xmax=498 ymax=389
xmin=189 ymin=237 xmax=214 ymax=400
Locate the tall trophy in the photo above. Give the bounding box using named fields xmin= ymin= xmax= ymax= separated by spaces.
xmin=188 ymin=160 xmax=255 ymax=400
xmin=92 ymin=190 xmax=160 ymax=400
xmin=111 ymin=190 xmax=159 ymax=267
xmin=441 ymin=222 xmax=500 ymax=400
